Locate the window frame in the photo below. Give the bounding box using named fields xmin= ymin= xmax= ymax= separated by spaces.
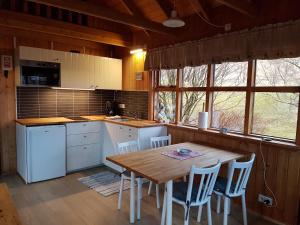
xmin=152 ymin=60 xmax=300 ymax=144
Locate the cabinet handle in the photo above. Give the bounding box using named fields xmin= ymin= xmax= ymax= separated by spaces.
xmin=119 ymin=127 xmax=122 ymax=129
xmin=129 ymin=135 xmax=132 ymax=137
xmin=83 ymin=147 xmax=87 ymax=150
xmin=83 ymin=135 xmax=87 ymax=138
xmin=83 ymin=124 xmax=87 ymax=126
xmin=44 ymin=130 xmax=49 ymax=133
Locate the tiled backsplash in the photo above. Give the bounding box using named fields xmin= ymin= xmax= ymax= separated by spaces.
xmin=17 ymin=87 xmax=148 ymax=119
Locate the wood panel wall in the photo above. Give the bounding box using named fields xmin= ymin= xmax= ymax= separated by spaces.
xmin=0 ymin=28 xmax=122 ymax=175
xmin=122 ymin=52 xmax=149 ymax=91
xmin=167 ymin=125 xmax=300 ymax=225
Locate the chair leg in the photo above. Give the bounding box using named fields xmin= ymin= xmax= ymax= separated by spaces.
xmin=197 ymin=205 xmax=203 ymax=223
xmin=241 ymin=194 xmax=248 ymax=225
xmin=223 ymin=197 xmax=229 ymax=225
xmin=161 ymin=186 xmax=167 ymax=225
xmin=137 ymin=178 xmax=142 ymax=220
xmin=156 ymin=184 xmax=160 ymax=209
xmin=216 ymin=195 xmax=221 ymax=214
xmin=228 ymin=198 xmax=231 ymax=215
xmin=184 ymin=206 xmax=190 ymax=225
xmin=207 ymin=200 xmax=212 ymax=225
xmin=148 ymin=181 xmax=153 ymax=195
xmin=118 ymin=175 xmax=124 ymax=210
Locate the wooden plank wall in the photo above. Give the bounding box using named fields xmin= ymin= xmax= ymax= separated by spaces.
xmin=122 ymin=52 xmax=149 ymax=91
xmin=167 ymin=126 xmax=300 ymax=225
xmin=0 ymin=29 xmax=117 ymax=175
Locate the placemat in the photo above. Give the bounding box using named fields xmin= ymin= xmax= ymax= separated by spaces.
xmin=161 ymin=150 xmax=203 ymax=160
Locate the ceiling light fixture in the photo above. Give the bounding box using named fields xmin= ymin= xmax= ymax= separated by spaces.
xmin=130 ymin=48 xmax=144 ymax=54
xmin=162 ymin=0 xmax=185 ymax=28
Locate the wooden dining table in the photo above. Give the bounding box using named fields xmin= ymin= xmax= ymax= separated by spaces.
xmin=107 ymin=142 xmax=246 ymax=225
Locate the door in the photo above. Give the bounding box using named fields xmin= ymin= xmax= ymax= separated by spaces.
xmin=27 ymin=125 xmax=66 ymax=183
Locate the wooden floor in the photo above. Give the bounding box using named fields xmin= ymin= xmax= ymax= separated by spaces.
xmin=0 ymin=167 xmax=276 ymax=225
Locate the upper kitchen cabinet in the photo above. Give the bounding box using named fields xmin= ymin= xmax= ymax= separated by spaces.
xmin=94 ymin=56 xmax=122 ymax=90
xmin=122 ymin=52 xmax=149 ymax=91
xmin=60 ymin=53 xmax=92 ymax=89
xmin=19 ymin=46 xmax=62 ymax=63
xmin=15 ymin=46 xmax=122 ymax=90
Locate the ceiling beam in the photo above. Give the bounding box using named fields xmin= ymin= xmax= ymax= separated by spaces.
xmin=28 ymin=0 xmax=173 ymax=35
xmin=0 ymin=10 xmax=132 ymax=47
xmin=197 ymin=0 xmax=211 ymax=21
xmin=121 ymin=0 xmax=150 ymax=36
xmin=155 ymin=0 xmax=173 ymax=18
xmin=121 ymin=0 xmax=143 ymax=17
xmin=216 ymin=0 xmax=256 ymax=17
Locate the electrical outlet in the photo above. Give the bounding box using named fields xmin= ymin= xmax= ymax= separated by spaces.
xmin=258 ymin=194 xmax=273 ymax=206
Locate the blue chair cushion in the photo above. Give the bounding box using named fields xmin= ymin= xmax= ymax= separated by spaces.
xmin=173 ymin=181 xmax=200 ymax=203
xmin=214 ymin=176 xmax=236 ymax=194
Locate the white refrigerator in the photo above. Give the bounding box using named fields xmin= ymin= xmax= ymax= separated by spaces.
xmin=17 ymin=124 xmax=66 ymax=183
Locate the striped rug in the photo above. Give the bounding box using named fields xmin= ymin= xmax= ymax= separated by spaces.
xmin=78 ymin=171 xmax=144 ymax=197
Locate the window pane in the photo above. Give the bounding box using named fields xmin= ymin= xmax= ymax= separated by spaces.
xmin=256 ymin=57 xmax=300 ymax=86
xmin=181 ymin=92 xmax=206 ymax=125
xmin=155 ymin=91 xmax=176 ymax=123
xmin=159 ymin=69 xmax=177 ymax=86
xmin=183 ymin=66 xmax=207 ymax=87
xmin=252 ymin=93 xmax=299 ymax=139
xmin=211 ymin=92 xmax=246 ymax=131
xmin=214 ymin=62 xmax=248 ymax=86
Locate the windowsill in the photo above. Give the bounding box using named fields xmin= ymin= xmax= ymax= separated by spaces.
xmin=165 ymin=123 xmax=300 ymax=151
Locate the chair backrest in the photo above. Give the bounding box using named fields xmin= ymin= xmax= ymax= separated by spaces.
xmin=226 ymin=153 xmax=255 ymax=197
xmin=186 ymin=161 xmax=221 ymax=205
xmin=150 ymin=134 xmax=171 ymax=149
xmin=117 ymin=140 xmax=139 ymax=155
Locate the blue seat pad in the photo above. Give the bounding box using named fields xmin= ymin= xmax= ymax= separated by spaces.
xmin=214 ymin=176 xmax=236 ymax=194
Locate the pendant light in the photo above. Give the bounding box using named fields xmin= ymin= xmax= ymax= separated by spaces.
xmin=162 ymin=0 xmax=185 ymax=28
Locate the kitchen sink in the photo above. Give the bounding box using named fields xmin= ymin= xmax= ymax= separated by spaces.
xmin=107 ymin=118 xmax=131 ymax=122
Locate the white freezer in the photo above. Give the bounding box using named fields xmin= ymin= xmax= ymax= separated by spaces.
xmin=17 ymin=124 xmax=66 ymax=183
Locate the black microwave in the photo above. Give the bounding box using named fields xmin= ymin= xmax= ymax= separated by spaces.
xmin=20 ymin=60 xmax=60 ymax=87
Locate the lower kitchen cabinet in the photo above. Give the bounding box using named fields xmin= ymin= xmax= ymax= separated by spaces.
xmin=102 ymin=122 xmax=167 ymax=172
xmin=67 ymin=144 xmax=102 ymax=172
xmin=66 ymin=122 xmax=103 ymax=172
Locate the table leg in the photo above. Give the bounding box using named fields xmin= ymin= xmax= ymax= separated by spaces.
xmin=130 ymin=171 xmax=135 ymax=223
xmin=161 ymin=184 xmax=167 ymax=225
xmin=166 ymin=180 xmax=173 ymax=225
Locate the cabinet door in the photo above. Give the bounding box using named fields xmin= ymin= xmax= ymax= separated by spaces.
xmin=96 ymin=57 xmax=122 ymax=90
xmin=89 ymin=55 xmax=95 ymax=89
xmin=60 ymin=52 xmax=73 ymax=88
xmin=61 ymin=53 xmax=90 ymax=89
xmin=106 ymin=58 xmax=122 ymax=90
xmin=19 ymin=46 xmax=43 ymax=61
xmin=78 ymin=54 xmax=91 ymax=89
xmin=67 ymin=143 xmax=101 ymax=172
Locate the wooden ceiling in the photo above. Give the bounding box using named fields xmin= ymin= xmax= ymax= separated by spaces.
xmin=0 ymin=0 xmax=300 ymax=49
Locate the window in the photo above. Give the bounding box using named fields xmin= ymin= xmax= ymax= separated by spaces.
xmin=155 ymin=91 xmax=176 ymax=123
xmin=152 ymin=57 xmax=300 ymax=142
xmin=181 ymin=92 xmax=206 ymax=125
xmin=211 ymin=92 xmax=246 ymax=132
xmin=256 ymin=58 xmax=300 ymax=86
xmin=251 ymin=57 xmax=300 ymax=140
xmin=214 ymin=62 xmax=248 ymax=86
xmin=159 ymin=69 xmax=177 ymax=86
xmin=183 ymin=66 xmax=207 ymax=87
xmin=252 ymin=93 xmax=298 ymax=139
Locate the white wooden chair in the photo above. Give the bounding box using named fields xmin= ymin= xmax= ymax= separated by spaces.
xmin=211 ymin=153 xmax=256 ymax=225
xmin=117 ymin=140 xmax=143 ymax=220
xmin=148 ymin=135 xmax=172 ymax=209
xmin=162 ymin=161 xmax=221 ymax=225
